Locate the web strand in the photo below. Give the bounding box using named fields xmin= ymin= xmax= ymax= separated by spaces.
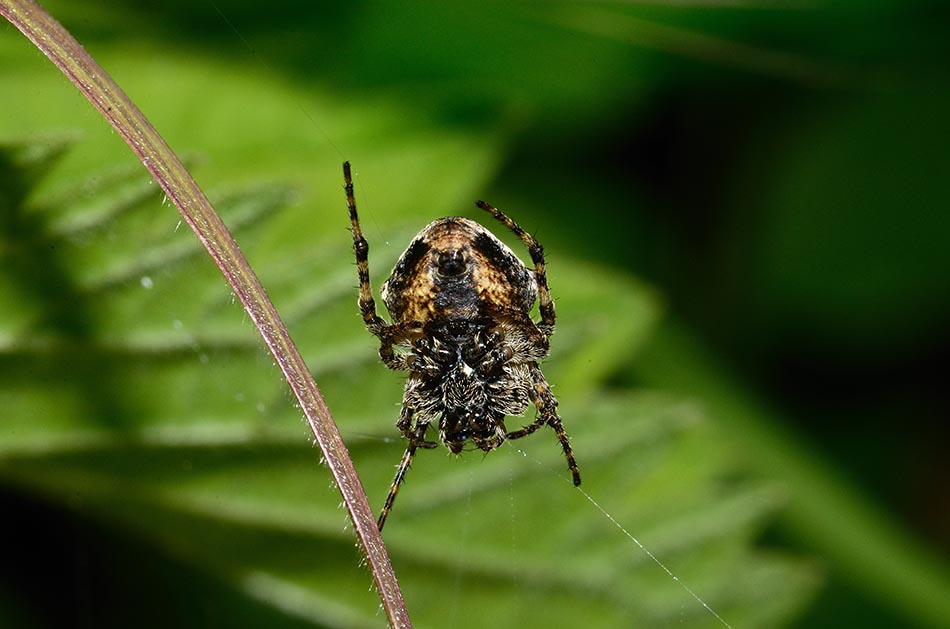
xmin=515 ymin=449 xmax=733 ymax=629
xmin=576 ymin=486 xmax=733 ymax=629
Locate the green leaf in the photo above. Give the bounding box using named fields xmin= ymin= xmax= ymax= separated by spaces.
xmin=0 ymin=26 xmax=819 ymax=629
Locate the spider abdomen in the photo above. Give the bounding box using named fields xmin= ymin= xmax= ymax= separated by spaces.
xmin=380 ymin=217 xmax=538 ymax=325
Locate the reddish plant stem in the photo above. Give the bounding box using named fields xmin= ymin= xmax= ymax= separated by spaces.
xmin=0 ymin=1 xmax=410 ymax=626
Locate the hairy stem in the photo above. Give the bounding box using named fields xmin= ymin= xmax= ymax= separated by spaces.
xmin=0 ymin=1 xmax=411 ymax=626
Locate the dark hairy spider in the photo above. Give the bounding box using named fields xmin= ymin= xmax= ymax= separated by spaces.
xmin=344 ymin=162 xmax=580 ymax=530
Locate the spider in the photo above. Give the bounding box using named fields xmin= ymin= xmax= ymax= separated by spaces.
xmin=344 ymin=162 xmax=580 ymax=530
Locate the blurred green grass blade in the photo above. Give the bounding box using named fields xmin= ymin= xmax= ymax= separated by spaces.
xmin=635 ymin=320 xmax=950 ymax=628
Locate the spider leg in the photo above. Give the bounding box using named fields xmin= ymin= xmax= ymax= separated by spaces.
xmin=396 ymin=404 xmax=437 ymax=447
xmin=476 ymin=344 xmax=514 ymax=375
xmin=378 ymin=418 xmax=432 ymax=531
xmin=346 ymin=162 xmax=425 ymax=371
xmin=345 ymin=161 xmax=387 ymax=336
xmin=377 ymin=320 xmax=424 ymax=371
xmin=473 ymin=416 xmax=508 ymax=452
xmin=504 ymin=414 xmax=545 ymax=440
xmin=506 ymin=366 xmax=580 ymax=486
xmin=475 ymin=200 xmax=555 ymax=335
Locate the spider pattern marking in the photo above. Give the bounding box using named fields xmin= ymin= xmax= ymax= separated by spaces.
xmin=344 ymin=162 xmax=580 ymax=530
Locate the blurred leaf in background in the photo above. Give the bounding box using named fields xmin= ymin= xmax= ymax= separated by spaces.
xmin=1 ymin=1 xmax=948 ymax=628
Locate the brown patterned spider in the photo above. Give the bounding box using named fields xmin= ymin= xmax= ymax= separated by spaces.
xmin=344 ymin=162 xmax=580 ymax=530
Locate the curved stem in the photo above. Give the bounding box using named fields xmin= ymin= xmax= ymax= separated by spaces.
xmin=0 ymin=1 xmax=411 ymax=626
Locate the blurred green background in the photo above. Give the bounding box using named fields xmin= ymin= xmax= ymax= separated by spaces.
xmin=1 ymin=1 xmax=948 ymax=627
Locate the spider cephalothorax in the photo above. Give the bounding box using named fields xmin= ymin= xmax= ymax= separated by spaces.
xmin=344 ymin=162 xmax=579 ymax=530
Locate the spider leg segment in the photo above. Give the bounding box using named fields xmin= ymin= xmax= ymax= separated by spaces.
xmin=345 ymin=162 xmax=424 ymax=371
xmin=378 ymin=419 xmax=433 ymax=531
xmin=345 ymin=161 xmax=387 ymax=336
xmin=475 ymin=344 xmax=515 ymax=375
xmin=376 ymin=321 xmax=424 ymax=372
xmin=506 ymin=366 xmax=581 ymax=486
xmin=396 ymin=405 xmax=436 ymax=447
xmin=475 ymin=200 xmax=556 ymax=334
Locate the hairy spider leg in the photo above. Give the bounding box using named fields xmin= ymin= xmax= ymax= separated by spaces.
xmin=505 ymin=366 xmax=581 ymax=486
xmin=475 ymin=343 xmax=515 ymax=375
xmin=378 ymin=419 xmax=435 ymax=531
xmin=345 ymin=162 xmax=438 ymax=529
xmin=375 ymin=322 xmax=423 ymax=371
xmin=345 ymin=162 xmax=421 ymax=371
xmin=475 ymin=200 xmax=556 ymax=335
xmin=345 ymin=161 xmax=387 ymax=336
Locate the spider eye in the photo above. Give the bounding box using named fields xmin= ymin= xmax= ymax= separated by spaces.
xmin=436 ymin=249 xmax=467 ymax=277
